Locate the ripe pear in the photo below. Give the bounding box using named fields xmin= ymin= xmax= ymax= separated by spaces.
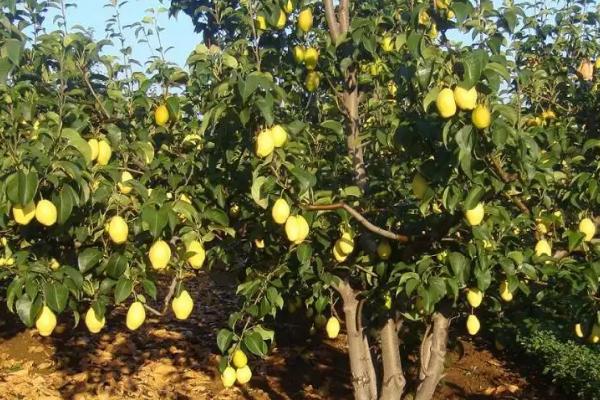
xmin=149 ymin=240 xmax=171 ymax=270
xmin=465 ymin=202 xmax=485 ymax=226
xmin=304 ymin=47 xmax=318 ymax=70
xmin=254 ymin=238 xmax=265 ymax=249
xmin=275 ymin=9 xmax=286 ymax=29
xmin=271 ymin=198 xmax=290 ymax=225
xmin=108 ymin=216 xmax=128 ymax=244
xmin=88 ymin=138 xmax=99 ymax=161
xmin=155 ymin=104 xmax=169 ymax=126
xmin=588 ymin=323 xmax=600 ymax=343
xmin=271 ymin=124 xmax=288 ymax=147
xmin=126 ymin=301 xmax=146 ymax=330
xmin=256 ymin=15 xmax=267 ymax=30
xmin=186 ymin=240 xmax=206 ymax=269
xmin=578 ymin=217 xmax=596 ymax=242
xmin=305 ymin=71 xmax=320 ymax=92
xmin=96 ymin=140 xmax=112 ymax=166
xmin=297 ymin=8 xmax=313 ymax=32
xmin=453 ymin=86 xmax=477 ymax=110
xmin=255 ymin=128 xmax=274 ymax=158
xmin=172 ymin=290 xmax=194 ymax=320
xmin=499 ymin=281 xmax=513 ymax=302
xmin=221 ymin=366 xmax=236 ymax=387
xmin=294 ymin=215 xmax=309 ymax=244
xmin=36 ymin=305 xmax=57 ymax=337
xmin=381 ymin=36 xmax=394 ymax=52
xmin=472 ymin=105 xmax=491 ymax=129
xmin=535 ymin=239 xmax=552 ymax=257
xmin=333 ymin=242 xmax=348 ymax=262
xmin=285 ymin=216 xmax=300 ymax=242
xmin=435 ymin=88 xmax=456 ymax=118
xmin=283 ymin=0 xmax=293 ymax=14
xmin=85 ymin=307 xmax=105 ymax=333
xmin=326 ymin=316 xmax=340 ymax=339
xmin=466 ymin=314 xmax=480 ymax=335
xmin=35 ymin=200 xmax=57 ymax=227
xmin=12 ymin=202 xmax=36 ymax=225
xmin=574 ymin=323 xmax=584 ymax=338
xmin=337 ymin=232 xmax=354 ymax=255
xmin=292 ymin=45 xmax=305 ymax=63
xmin=118 ymin=171 xmax=134 ymax=194
xmin=466 ymin=288 xmax=483 ymax=308
xmin=236 ymin=365 xmax=252 ymax=384
xmin=411 ymin=174 xmax=428 ymax=199
xmin=232 ymin=349 xmax=248 ymax=368
xmin=377 ymin=240 xmax=392 ymax=260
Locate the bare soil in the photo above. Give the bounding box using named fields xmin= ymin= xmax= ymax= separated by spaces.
xmin=0 ymin=273 xmax=563 ymax=400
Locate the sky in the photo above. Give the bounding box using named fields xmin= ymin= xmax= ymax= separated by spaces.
xmin=42 ymin=0 xmax=200 ymax=69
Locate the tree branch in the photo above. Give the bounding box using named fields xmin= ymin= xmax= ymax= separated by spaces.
xmin=339 ymin=0 xmax=350 ymax=33
xmin=323 ymin=0 xmax=340 ymax=41
xmin=302 ymin=202 xmax=410 ymax=242
xmin=80 ymin=67 xmax=110 ymax=119
xmin=379 ymin=318 xmax=406 ymax=400
xmin=488 ymin=154 xmax=530 ymax=215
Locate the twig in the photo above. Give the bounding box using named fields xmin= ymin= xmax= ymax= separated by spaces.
xmin=161 ymin=275 xmax=178 ymax=315
xmin=144 ymin=304 xmax=163 ymax=316
xmin=302 ymin=202 xmax=410 ymax=242
xmin=488 ymin=154 xmax=531 ymax=214
xmin=80 ymin=67 xmax=111 ymax=119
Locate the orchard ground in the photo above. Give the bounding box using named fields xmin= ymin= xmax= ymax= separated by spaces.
xmin=0 ymin=271 xmax=563 ymax=400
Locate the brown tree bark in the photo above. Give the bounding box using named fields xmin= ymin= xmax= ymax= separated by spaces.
xmin=379 ymin=318 xmax=406 ymax=400
xmin=414 ymin=312 xmax=450 ymax=400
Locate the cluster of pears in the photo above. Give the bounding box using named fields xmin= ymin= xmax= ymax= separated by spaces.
xmin=436 ymin=85 xmax=491 ymax=130
xmin=534 ymin=216 xmax=596 ymax=260
xmin=87 ymin=137 xmax=113 ymax=166
xmin=332 ymin=230 xmax=392 ymax=262
xmin=12 ymin=199 xmax=58 ymax=227
xmin=255 ymin=124 xmax=288 ymax=158
xmin=290 ymin=9 xmax=320 ymax=92
xmin=255 ymin=0 xmax=295 ymax=31
xmin=575 ymin=322 xmax=600 ymax=343
xmin=465 ymin=281 xmax=514 ymax=336
xmin=271 ymin=198 xmax=310 ymax=244
xmin=221 ymin=349 xmax=253 ymax=388
xmin=524 ymin=109 xmax=556 ymax=127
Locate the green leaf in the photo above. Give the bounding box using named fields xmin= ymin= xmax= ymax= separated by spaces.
xmin=216 ymin=329 xmax=233 ymax=353
xmin=243 ymin=331 xmax=267 ymax=356
xmin=296 ymin=243 xmax=312 ymax=263
xmin=17 ymin=170 xmax=39 ymax=205
xmin=114 ymin=277 xmax=133 ymax=304
xmin=142 ymin=205 xmax=169 ymax=239
xmin=423 ymin=87 xmax=440 ymax=112
xmin=55 ymin=184 xmax=74 ymax=225
xmin=288 ymin=166 xmax=316 ymax=195
xmin=320 ymin=120 xmax=344 ymax=136
xmin=484 ymin=62 xmax=510 ymax=81
xmin=448 ymin=252 xmax=468 ymax=284
xmin=251 ymin=175 xmax=268 ymax=209
xmin=105 ymin=253 xmax=128 ymax=279
xmin=204 ymin=208 xmax=230 ymax=226
xmin=5 ymin=38 xmax=23 ymax=65
xmin=461 ymin=49 xmax=488 ymax=88
xmin=78 ymin=248 xmax=103 ymax=274
xmin=44 ymin=282 xmax=69 ymax=313
xmin=142 ymin=279 xmax=157 ymax=300
xmin=62 ymin=128 xmax=92 ymax=163
xmin=464 ymin=186 xmax=485 ymax=210
xmin=16 ymin=294 xmax=37 ymax=327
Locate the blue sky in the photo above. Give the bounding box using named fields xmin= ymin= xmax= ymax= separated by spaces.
xmin=43 ymin=0 xmax=199 ymax=69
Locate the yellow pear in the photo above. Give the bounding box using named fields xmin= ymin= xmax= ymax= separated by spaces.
xmin=472 ymin=105 xmax=491 ymax=129
xmin=292 ymin=45 xmax=305 ymax=63
xmin=418 ymin=9 xmax=430 ymax=25
xmin=254 ymin=238 xmax=265 ymax=249
xmin=275 ymin=9 xmax=286 ymax=29
xmin=435 ymin=88 xmax=456 ymax=118
xmin=35 ymin=200 xmax=57 ymax=227
xmin=172 ymin=290 xmax=194 ymax=320
xmin=255 ymin=128 xmax=274 ymax=158
xmin=574 ymin=323 xmax=584 ymax=338
xmin=387 ymin=81 xmax=398 ymax=97
xmin=427 ymin=23 xmax=438 ymax=39
xmin=466 ymin=288 xmax=483 ymax=308
xmin=149 ymin=240 xmax=171 ymax=270
xmin=466 ymin=314 xmax=480 ymax=335
xmin=285 ymin=216 xmax=300 ymax=242
xmin=535 ymin=239 xmax=552 ymax=257
xmin=186 ymin=240 xmax=206 ymax=269
xmin=85 ymin=307 xmax=105 ymax=333
xmin=232 ymin=349 xmax=248 ymax=368
xmin=126 ymin=301 xmax=146 ymax=330
xmin=305 ymin=71 xmax=320 ymax=92
xmin=453 ymin=86 xmax=477 ymax=110
xmin=297 ymin=8 xmax=313 ymax=32
xmin=499 ymin=280 xmax=513 ymax=302
xmin=96 ymin=139 xmax=112 ymax=166
xmin=325 ymin=316 xmax=340 ymax=339
xmin=49 ymin=258 xmax=60 ymax=270
xmin=304 ymin=47 xmax=318 ymax=70
xmin=12 ymin=202 xmax=36 ymax=225
xmin=578 ymin=217 xmax=596 ymax=241
xmin=118 ymin=171 xmax=134 ymax=194
xmin=271 ymin=124 xmax=288 ymax=147
xmin=256 ymin=15 xmax=267 ymax=30
xmin=283 ymin=0 xmax=293 ymax=14
xmin=589 ymin=323 xmax=600 ymax=343
xmin=294 ymin=215 xmax=309 ymax=244
xmin=465 ymin=202 xmax=484 ymax=226
xmin=436 ymin=0 xmax=450 ymax=9
xmin=381 ymin=36 xmax=394 ymax=52
xmin=337 ymin=232 xmax=354 ymax=255
xmin=108 ymin=216 xmax=128 ymax=244
xmin=272 ymin=198 xmax=290 ymax=224
xmin=447 ymin=10 xmax=455 ymax=19
xmin=36 ymin=305 xmax=57 ymax=337
xmin=88 ymin=138 xmax=99 ymax=161
xmin=221 ymin=366 xmax=237 ymax=387
xmin=412 ymin=174 xmax=428 ymax=199
xmin=377 ymin=240 xmax=392 ymax=260
xmin=333 ymin=242 xmax=348 ymax=262
xmin=236 ymin=365 xmax=252 ymax=384
xmin=155 ymin=104 xmax=169 ymax=126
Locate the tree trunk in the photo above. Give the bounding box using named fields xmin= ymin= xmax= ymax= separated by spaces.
xmin=414 ymin=312 xmax=450 ymax=400
xmin=342 ymin=71 xmax=368 ymax=192
xmin=379 ymin=318 xmax=405 ymax=400
xmin=335 ymin=280 xmax=378 ymax=400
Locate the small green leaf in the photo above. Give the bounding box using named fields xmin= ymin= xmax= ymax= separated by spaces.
xmin=44 ymin=282 xmax=69 ymax=313
xmin=78 ymin=248 xmax=103 ymax=274
xmin=114 ymin=277 xmax=133 ymax=304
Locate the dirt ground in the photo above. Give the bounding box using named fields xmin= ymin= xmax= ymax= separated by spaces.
xmin=0 ymin=273 xmax=563 ymax=400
